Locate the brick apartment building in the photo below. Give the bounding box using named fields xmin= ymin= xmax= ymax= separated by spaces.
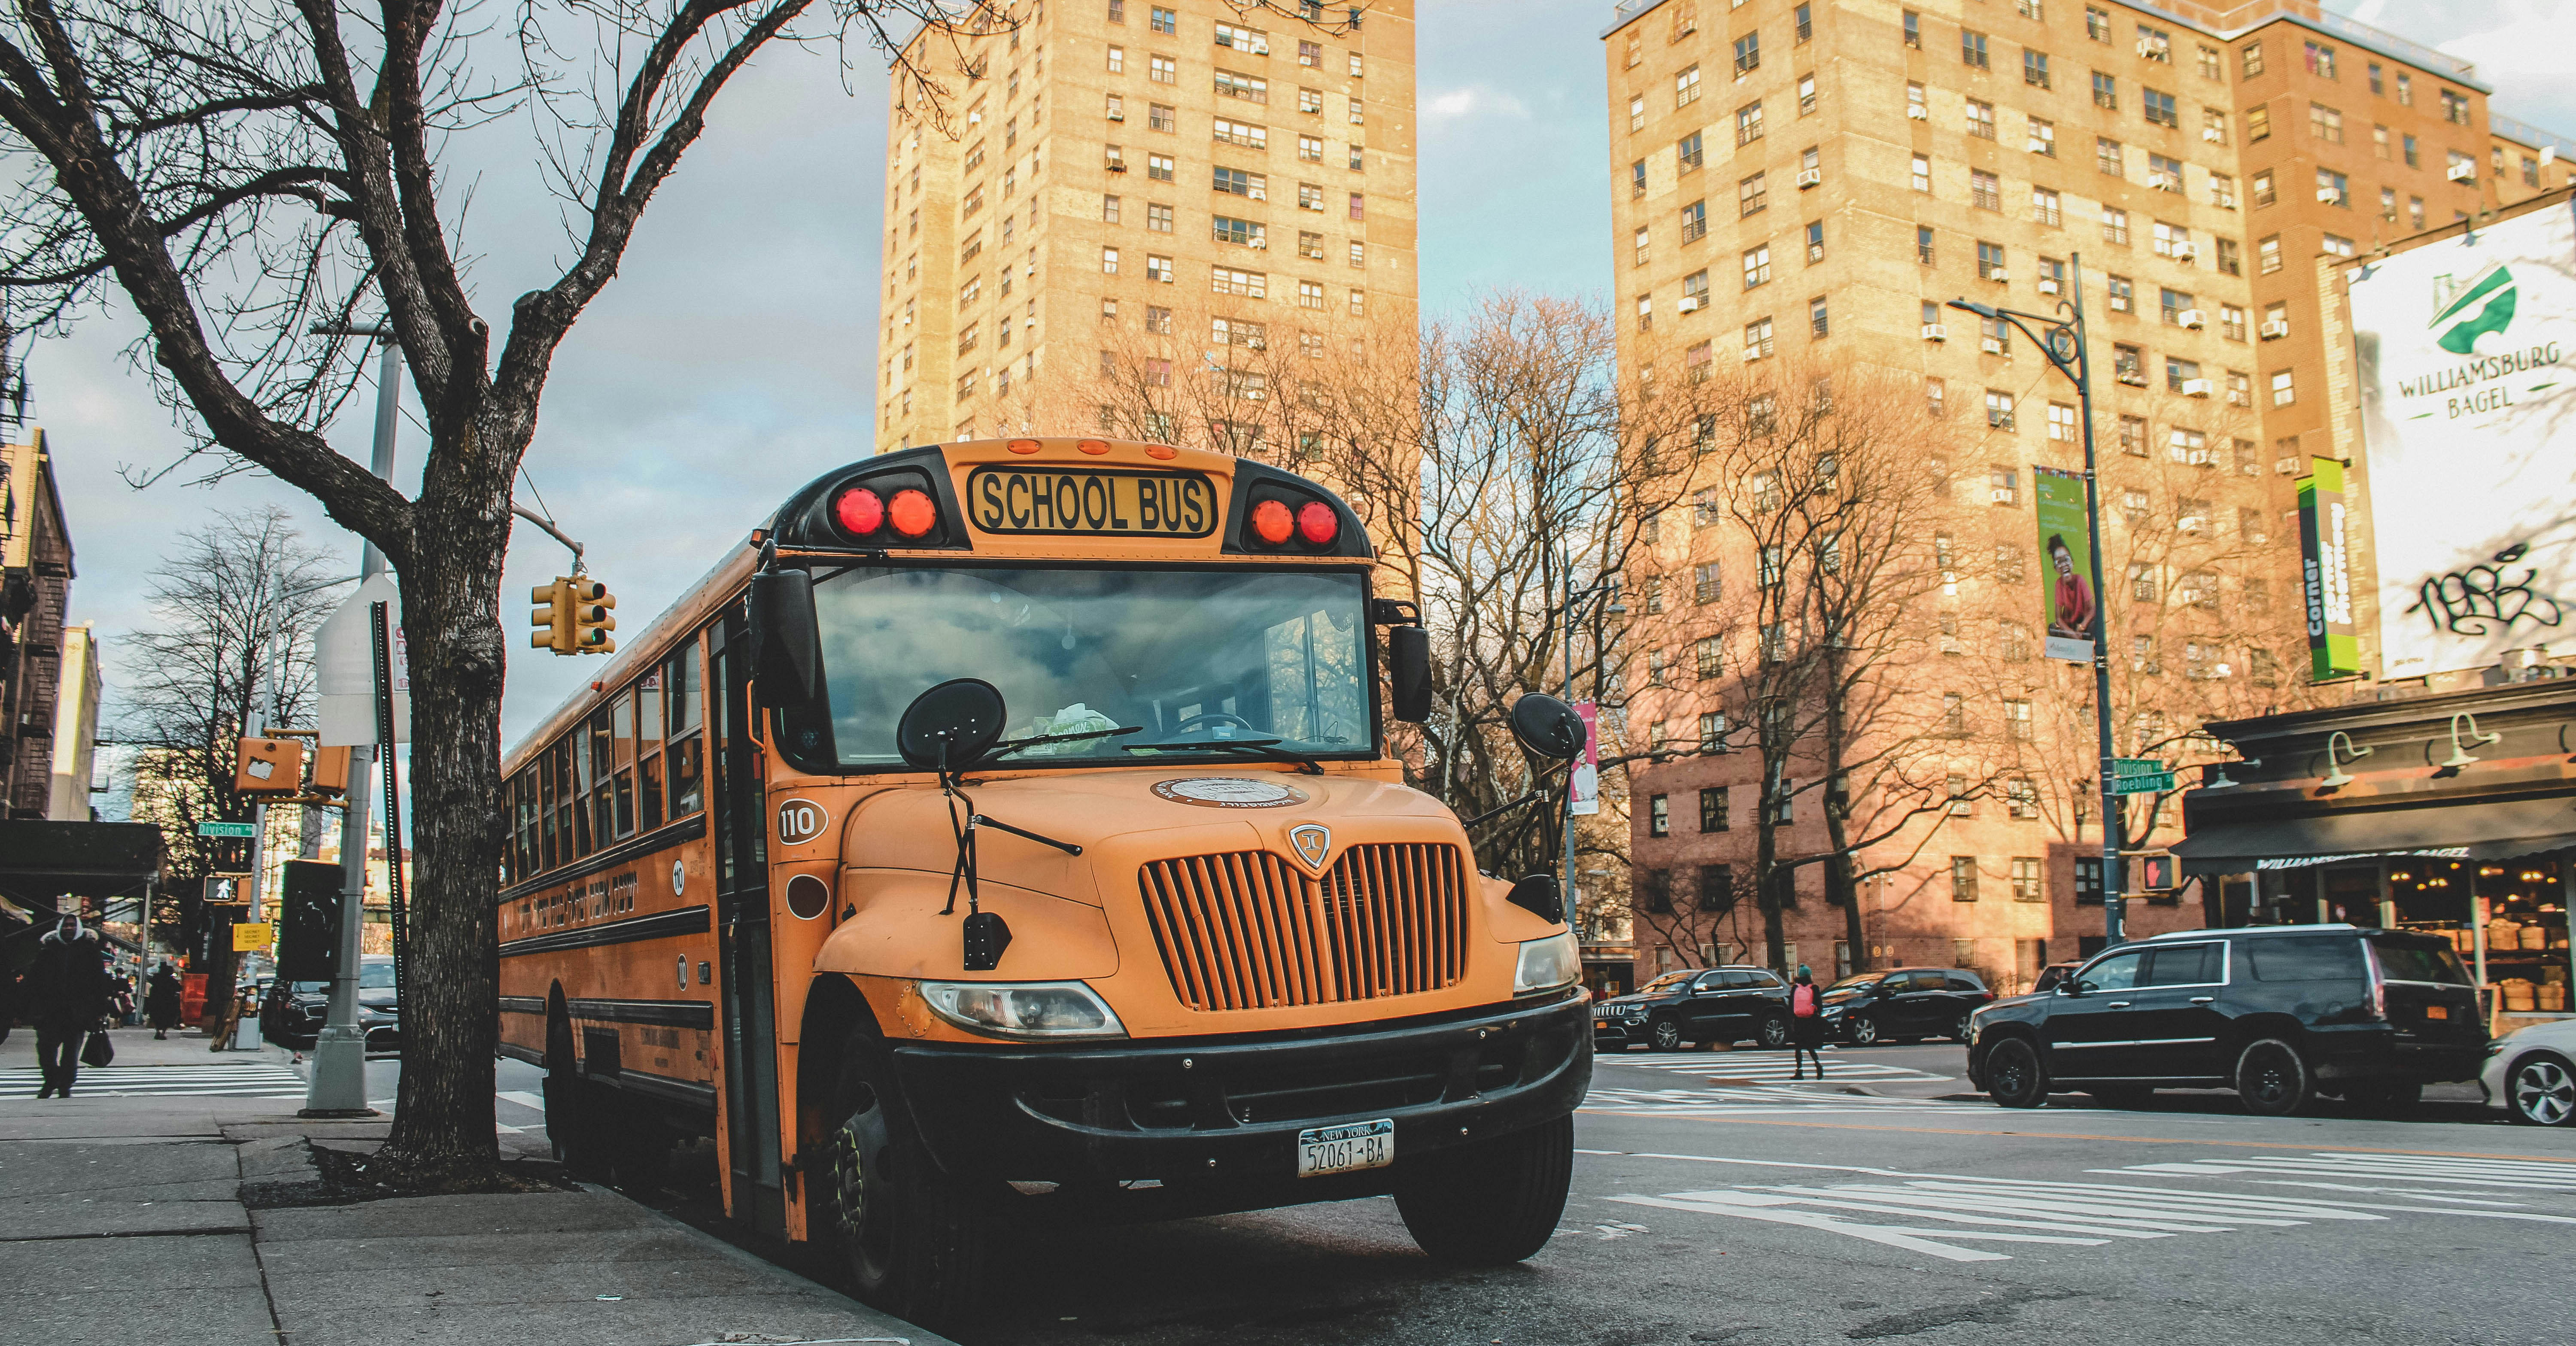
xmin=2 ymin=427 xmax=76 ymax=819
xmin=1602 ymin=0 xmax=2574 ymax=989
xmin=875 ymin=0 xmax=1420 ymax=452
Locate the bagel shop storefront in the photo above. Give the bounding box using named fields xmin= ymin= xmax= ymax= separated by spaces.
xmin=2175 ymin=680 xmax=2576 ymax=1033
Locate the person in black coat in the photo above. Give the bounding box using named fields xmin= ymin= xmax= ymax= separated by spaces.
xmin=145 ymin=961 xmax=184 ymax=1039
xmin=26 ymin=915 xmax=115 ymax=1097
xmin=1789 ymin=963 xmax=1827 ymax=1082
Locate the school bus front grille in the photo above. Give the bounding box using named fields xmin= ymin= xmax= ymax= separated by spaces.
xmin=1137 ymin=843 xmax=1470 ymax=1012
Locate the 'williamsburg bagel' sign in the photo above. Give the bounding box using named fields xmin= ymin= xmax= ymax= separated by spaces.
xmin=2350 ymin=201 xmax=2576 ymax=679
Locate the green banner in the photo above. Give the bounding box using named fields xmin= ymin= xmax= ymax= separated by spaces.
xmin=2034 ymin=466 xmax=2096 ymax=662
xmin=2298 ymin=457 xmax=2360 ymax=681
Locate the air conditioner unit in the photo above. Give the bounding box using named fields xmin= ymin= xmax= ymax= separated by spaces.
xmin=1248 ymin=237 xmax=1267 ymax=249
xmin=2026 ymin=137 xmax=2050 ymax=153
xmin=2178 ymin=308 xmax=2206 ymax=329
xmin=2317 ymin=187 xmax=2342 ymax=203
xmin=1991 ymin=486 xmax=2017 ymax=503
xmin=2181 ymin=377 xmax=2213 ymax=398
xmin=1981 ymin=336 xmax=2006 ymax=354
xmin=2447 ymin=161 xmax=2476 ymax=182
xmin=2202 ymin=128 xmax=2225 ymax=143
xmin=2137 ymin=39 xmax=2165 ymax=59
xmin=1106 ymin=161 xmax=1128 ymax=173
xmin=2545 ymin=146 xmax=2561 ymax=166
xmin=2038 ymin=278 xmax=2061 ymax=295
xmin=1743 ymin=345 xmax=1763 ymax=362
xmin=1987 ymin=269 xmax=2009 ymax=283
xmin=1678 ymin=295 xmax=1702 ymax=312
xmin=2172 ymin=242 xmax=2198 ymax=262
xmin=2212 ymin=191 xmax=2236 ymax=208
xmin=2151 ymin=178 xmax=2176 ymax=191
xmin=1922 ymin=322 xmax=1947 ymax=341
xmin=1797 ymin=168 xmax=1822 ymax=188
xmin=2260 ymin=318 xmax=2290 ymax=340
xmin=1908 ymin=104 xmax=1929 ymax=120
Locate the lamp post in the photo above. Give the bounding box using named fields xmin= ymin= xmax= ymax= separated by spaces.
xmin=1558 ymin=558 xmax=1625 ymax=899
xmin=1949 ymin=255 xmax=2126 ymax=947
xmin=302 ymin=321 xmax=400 ymax=1117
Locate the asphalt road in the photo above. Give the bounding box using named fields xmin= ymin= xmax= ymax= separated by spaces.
xmin=468 ymin=1041 xmax=2576 ymax=1345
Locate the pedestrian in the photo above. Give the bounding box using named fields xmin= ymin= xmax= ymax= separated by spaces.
xmin=145 ymin=961 xmax=184 ymax=1039
xmin=1789 ymin=963 xmax=1826 ymax=1082
xmin=25 ymin=915 xmax=115 ymax=1098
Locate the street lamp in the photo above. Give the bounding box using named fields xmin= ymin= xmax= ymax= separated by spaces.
xmin=1556 ymin=559 xmax=1627 ymax=900
xmin=1948 ymin=256 xmax=2128 ymax=947
xmin=302 ymin=319 xmax=402 ymax=1117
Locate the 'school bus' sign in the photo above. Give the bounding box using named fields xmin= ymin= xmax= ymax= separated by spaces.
xmin=966 ymin=466 xmax=1218 ymax=538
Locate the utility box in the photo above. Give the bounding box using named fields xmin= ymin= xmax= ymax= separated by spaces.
xmin=276 ymin=858 xmax=344 ymax=983
xmin=234 ymin=737 xmax=304 ymax=795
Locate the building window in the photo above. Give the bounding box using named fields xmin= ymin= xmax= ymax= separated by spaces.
xmin=1799 ymin=74 xmax=1817 ymax=116
xmin=1971 ymin=170 xmax=2000 ymax=210
xmin=1700 ymin=787 xmax=1730 ymax=833
xmin=1678 ymin=130 xmax=1704 ymax=173
xmin=2442 ymin=88 xmax=2470 ymax=125
xmin=1968 ymin=99 xmax=1995 ymax=139
xmin=2011 ymin=858 xmax=2044 ymax=903
xmin=1911 ymin=154 xmax=1931 ymax=193
xmin=2270 ymin=369 xmax=2295 ymax=405
xmin=2092 ymin=70 xmax=2116 ymax=109
xmin=1649 ymin=794 xmax=1670 ymax=837
xmin=2004 ymin=699 xmax=2032 ymax=739
xmin=1677 ymin=63 xmax=1702 ymax=107
xmin=1805 ymin=220 xmax=1825 ymax=262
xmin=1148 ymin=153 xmax=1175 ymax=181
xmin=2032 ymin=187 xmax=2061 ymax=226
xmin=1809 ymin=294 xmax=1829 ymax=338
xmin=2096 ymin=137 xmax=2123 ymax=177
xmin=1917 ymin=225 xmax=1935 ymax=264
xmin=2025 ymin=49 xmax=2051 ymax=89
xmin=2028 ymin=116 xmax=2056 ymax=156
xmin=1902 ymin=9 xmax=1920 ymax=48
xmin=1977 ymin=240 xmax=2006 ymax=279
xmin=2101 ymin=206 xmax=2128 ymax=245
xmin=2104 ymin=274 xmax=2132 ymax=312
xmin=2143 ymin=88 xmax=2176 ymax=127
xmin=1743 ymin=243 xmax=1771 ymax=288
xmin=2309 ymin=102 xmax=2343 ymax=143
xmin=1694 ymin=560 xmax=1722 ymax=603
xmin=1683 ymin=198 xmax=1709 ymax=243
xmin=1297 ymin=280 xmax=1324 ymax=309
xmin=1744 ymin=319 xmax=1774 ymax=359
xmin=1734 ymin=31 xmax=1760 ymax=75
xmin=1146 ymin=202 xmax=1173 ymax=231
xmin=2257 ymin=234 xmax=2281 ymax=273
xmin=1739 ymin=171 xmax=1768 ymax=216
xmin=1962 ymin=30 xmax=1989 ymax=70
xmin=1736 ymin=100 xmax=1765 ymax=146
xmin=1952 ymin=857 xmax=1979 ymax=902
xmin=1147 ymin=254 xmax=1178 ymax=283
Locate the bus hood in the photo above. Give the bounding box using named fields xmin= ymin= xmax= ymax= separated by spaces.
xmin=838 ymin=768 xmax=1465 ymax=907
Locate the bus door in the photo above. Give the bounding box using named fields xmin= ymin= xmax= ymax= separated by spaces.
xmin=711 ymin=611 xmax=785 ymax=1235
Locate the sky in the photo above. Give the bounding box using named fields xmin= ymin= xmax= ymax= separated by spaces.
xmin=22 ymin=0 xmax=2576 ymax=764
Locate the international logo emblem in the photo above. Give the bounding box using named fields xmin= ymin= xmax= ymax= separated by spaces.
xmin=1288 ymin=823 xmax=1332 ymax=871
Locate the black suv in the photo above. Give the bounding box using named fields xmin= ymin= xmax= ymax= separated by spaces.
xmin=1818 ymin=967 xmax=1995 ymax=1044
xmin=1965 ymin=924 xmax=2486 ymax=1115
xmin=261 ymin=955 xmax=403 ymax=1052
xmin=1595 ymin=966 xmax=1793 ymax=1052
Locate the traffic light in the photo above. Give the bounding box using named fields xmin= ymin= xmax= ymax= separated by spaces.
xmin=568 ymin=577 xmax=616 ymax=653
xmin=531 ymin=577 xmax=573 ymax=654
xmin=2127 ymin=850 xmax=2181 ymax=894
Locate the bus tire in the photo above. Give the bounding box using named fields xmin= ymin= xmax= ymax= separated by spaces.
xmin=821 ymin=1029 xmax=993 ymax=1329
xmin=1394 ymin=1113 xmax=1574 ymax=1265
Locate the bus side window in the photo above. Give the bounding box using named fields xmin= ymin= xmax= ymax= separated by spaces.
xmin=636 ymin=675 xmax=665 ymax=832
xmin=664 ymin=641 xmax=706 ymax=818
xmin=610 ymin=693 xmax=638 ymax=841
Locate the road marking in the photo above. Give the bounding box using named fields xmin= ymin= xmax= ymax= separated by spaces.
xmin=1601 ymin=1051 xmax=1950 ymax=1084
xmin=499 ymin=1090 xmax=549 ymax=1113
xmin=0 ymin=1063 xmax=306 ymax=1098
xmin=1584 ymin=1085 xmax=1988 ymax=1118
xmin=2107 ymin=1152 xmax=2576 ymax=1193
xmin=1575 ymin=1118 xmax=2576 ymax=1163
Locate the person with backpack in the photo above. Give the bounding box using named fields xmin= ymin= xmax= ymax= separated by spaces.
xmin=1789 ymin=964 xmax=1826 ymax=1082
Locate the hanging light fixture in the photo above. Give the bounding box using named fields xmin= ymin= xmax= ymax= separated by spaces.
xmin=2440 ymin=712 xmax=2502 ymax=769
xmin=2320 ymin=731 xmax=2372 ymax=788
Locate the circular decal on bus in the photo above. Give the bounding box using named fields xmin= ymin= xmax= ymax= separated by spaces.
xmin=1151 ymin=777 xmax=1312 ymax=808
xmin=670 ymin=860 xmax=687 ymax=896
xmin=785 ymin=872 xmax=833 ymax=921
xmin=777 ymin=798 xmax=829 ymax=845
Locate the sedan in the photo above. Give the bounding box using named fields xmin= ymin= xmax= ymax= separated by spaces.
xmin=2484 ymin=1017 xmax=2576 ymax=1126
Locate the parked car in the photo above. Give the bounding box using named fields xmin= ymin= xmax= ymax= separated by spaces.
xmin=2029 ymin=962 xmax=2082 ymax=995
xmin=1817 ymin=967 xmax=1995 ymax=1045
xmin=1595 ymin=966 xmax=1794 ymax=1052
xmin=1965 ymin=924 xmax=2486 ymax=1115
xmin=2483 ymin=1017 xmax=2576 ymax=1127
xmin=261 ymin=954 xmax=403 ymax=1052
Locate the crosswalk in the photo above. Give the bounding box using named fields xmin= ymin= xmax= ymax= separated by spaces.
xmin=1601 ymin=1150 xmax=2576 ymax=1264
xmin=1585 ymin=1084 xmax=1990 ymax=1118
xmin=0 ymin=1062 xmax=308 ymax=1098
xmin=1598 ymin=1049 xmax=1951 ymax=1085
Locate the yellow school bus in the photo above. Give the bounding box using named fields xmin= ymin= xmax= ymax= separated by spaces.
xmin=495 ymin=437 xmax=1590 ymax=1325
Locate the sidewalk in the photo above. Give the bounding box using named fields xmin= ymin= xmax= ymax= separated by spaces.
xmin=0 ymin=1026 xmax=950 ymax=1346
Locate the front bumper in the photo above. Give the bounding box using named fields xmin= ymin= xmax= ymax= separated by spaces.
xmin=1593 ymin=1012 xmax=1644 ymax=1048
xmin=890 ymin=991 xmax=1592 ymax=1195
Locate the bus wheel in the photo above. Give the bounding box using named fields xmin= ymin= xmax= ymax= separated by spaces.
xmin=1394 ymin=1113 xmax=1574 ymax=1265
xmin=822 ymin=1030 xmax=992 ymax=1328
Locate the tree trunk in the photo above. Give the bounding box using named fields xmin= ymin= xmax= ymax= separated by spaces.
xmin=380 ymin=451 xmax=513 ymax=1188
xmin=1756 ymin=757 xmax=1786 ymax=971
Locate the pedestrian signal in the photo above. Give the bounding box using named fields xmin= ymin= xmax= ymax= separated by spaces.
xmin=2127 ymin=850 xmax=2180 ymax=894
xmin=568 ymin=577 xmax=616 ymax=654
xmin=233 ymin=737 xmax=304 ymax=796
xmin=532 ymin=577 xmax=574 ymax=654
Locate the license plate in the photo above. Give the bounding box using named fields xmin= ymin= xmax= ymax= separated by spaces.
xmin=965 ymin=465 xmax=1218 ymax=538
xmin=2425 ymin=1005 xmax=2448 ymax=1020
xmin=1297 ymin=1118 xmax=1394 ymax=1178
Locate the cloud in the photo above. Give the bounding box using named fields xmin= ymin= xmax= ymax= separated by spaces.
xmin=1425 ymin=85 xmax=1529 ymax=122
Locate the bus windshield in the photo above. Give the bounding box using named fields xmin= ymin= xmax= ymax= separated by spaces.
xmin=810 ymin=566 xmax=1373 ymax=769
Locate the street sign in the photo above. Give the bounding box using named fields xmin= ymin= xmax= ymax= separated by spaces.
xmin=231 ymin=922 xmax=275 ymax=952
xmin=2108 ymin=757 xmax=2164 ymax=777
xmin=2110 ymin=771 xmax=2176 ymax=795
xmin=197 ymin=820 xmax=258 ymax=838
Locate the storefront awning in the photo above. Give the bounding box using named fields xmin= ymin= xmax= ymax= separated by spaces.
xmin=2175 ymin=796 xmax=2576 ymax=874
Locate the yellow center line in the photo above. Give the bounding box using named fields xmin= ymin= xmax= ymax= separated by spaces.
xmin=1576 ymin=1111 xmax=2576 ymax=1164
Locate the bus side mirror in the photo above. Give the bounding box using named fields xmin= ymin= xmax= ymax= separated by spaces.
xmin=1389 ymin=625 xmax=1431 ymax=723
xmin=749 ymin=569 xmax=824 ymax=705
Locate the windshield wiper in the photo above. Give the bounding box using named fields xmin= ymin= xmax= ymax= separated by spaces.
xmin=1121 ymin=736 xmax=1325 ymax=775
xmin=969 ymin=724 xmax=1142 ymax=769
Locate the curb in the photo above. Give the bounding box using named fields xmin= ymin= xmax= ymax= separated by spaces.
xmin=606 ymin=1184 xmax=961 ymax=1346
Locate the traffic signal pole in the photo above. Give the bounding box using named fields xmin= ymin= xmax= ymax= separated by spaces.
xmin=304 ymin=327 xmax=401 ymax=1117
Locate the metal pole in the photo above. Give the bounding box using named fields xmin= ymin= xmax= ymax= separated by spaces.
xmin=304 ymin=331 xmax=401 ymax=1117
xmin=1561 ymin=556 xmax=1578 ymax=900
xmin=2067 ymin=254 xmax=2126 ymax=948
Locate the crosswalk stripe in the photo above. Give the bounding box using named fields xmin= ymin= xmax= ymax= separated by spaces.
xmin=2110 ymin=1155 xmax=2576 ymax=1193
xmin=1602 ymin=1051 xmax=1950 ymax=1082
xmin=0 ymin=1063 xmax=307 ymax=1097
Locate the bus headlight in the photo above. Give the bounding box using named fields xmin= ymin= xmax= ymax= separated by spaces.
xmin=1513 ymin=931 xmax=1581 ymax=995
xmin=918 ymin=981 xmax=1128 ymax=1040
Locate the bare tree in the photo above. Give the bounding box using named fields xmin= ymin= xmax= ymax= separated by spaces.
xmin=0 ymin=0 xmax=982 ymax=1186
xmin=118 ymin=507 xmax=340 ymax=948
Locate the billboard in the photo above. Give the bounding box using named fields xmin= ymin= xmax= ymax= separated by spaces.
xmin=2297 ymin=457 xmax=2360 ymax=680
xmin=1569 ymin=700 xmax=1600 ymax=816
xmin=2034 ymin=466 xmax=2097 ymax=662
xmin=2348 ymin=201 xmax=2576 ymax=679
